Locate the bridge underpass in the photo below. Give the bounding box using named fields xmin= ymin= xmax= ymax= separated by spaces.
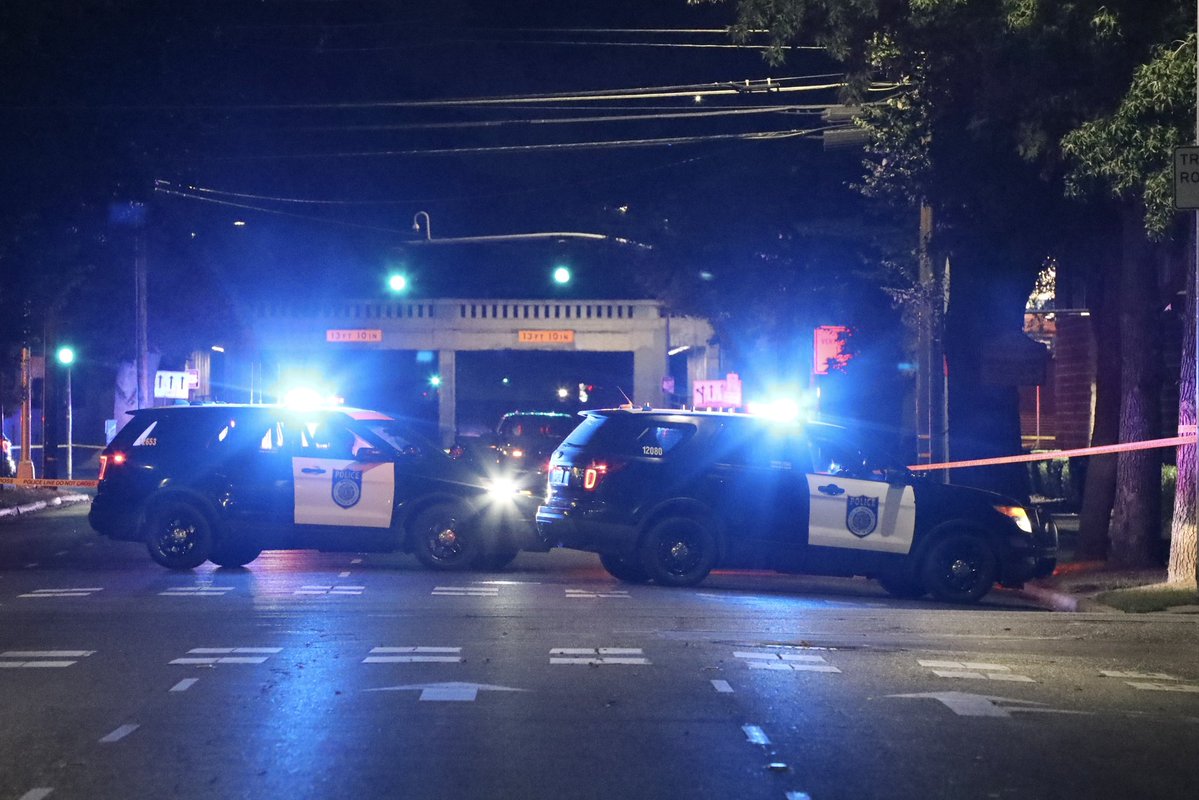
xmin=246 ymin=298 xmax=717 ymax=443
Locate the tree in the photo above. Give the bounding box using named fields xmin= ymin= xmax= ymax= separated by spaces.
xmin=1063 ymin=34 xmax=1199 ymax=582
xmin=711 ymin=0 xmax=1195 ymax=568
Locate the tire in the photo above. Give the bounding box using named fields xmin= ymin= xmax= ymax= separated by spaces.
xmin=144 ymin=501 xmax=214 ymax=570
xmin=638 ymin=517 xmax=718 ymax=587
xmin=409 ymin=502 xmax=477 ymax=570
xmin=473 ymin=546 xmax=520 ymax=571
xmin=209 ymin=541 xmax=263 ymax=568
xmin=599 ymin=553 xmax=651 ymax=584
xmin=877 ymin=571 xmax=926 ymax=599
xmin=920 ymin=532 xmax=998 ymax=604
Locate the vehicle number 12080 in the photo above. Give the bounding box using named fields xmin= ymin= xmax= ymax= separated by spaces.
xmin=642 ymin=446 xmax=664 ymax=456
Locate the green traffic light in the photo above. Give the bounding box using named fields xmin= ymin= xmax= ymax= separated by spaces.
xmin=56 ymin=346 xmax=75 ymax=365
xmin=387 ymin=273 xmax=409 ymax=293
xmin=552 ymin=266 xmax=571 ymax=285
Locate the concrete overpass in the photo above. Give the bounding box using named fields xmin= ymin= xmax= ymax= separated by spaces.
xmin=248 ymin=298 xmax=717 ymax=443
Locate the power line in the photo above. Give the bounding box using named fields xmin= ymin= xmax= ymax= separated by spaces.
xmin=208 ymin=126 xmax=839 ymax=162
xmin=290 ymin=105 xmax=831 ymax=134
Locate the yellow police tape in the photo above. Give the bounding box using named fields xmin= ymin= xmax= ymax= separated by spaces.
xmin=908 ymin=434 xmax=1197 ymax=472
xmin=0 ymin=477 xmax=98 ymax=489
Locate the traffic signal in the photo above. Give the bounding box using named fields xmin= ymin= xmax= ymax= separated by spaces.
xmin=552 ymin=265 xmax=571 ymax=285
xmin=387 ymin=273 xmax=409 ymax=293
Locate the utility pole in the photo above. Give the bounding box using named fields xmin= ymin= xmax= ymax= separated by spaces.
xmin=917 ymin=200 xmax=949 ymax=479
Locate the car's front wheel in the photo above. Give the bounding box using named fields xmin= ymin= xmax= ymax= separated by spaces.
xmin=145 ymin=501 xmax=214 ymax=570
xmin=409 ymin=503 xmax=477 ymax=570
xmin=920 ymin=532 xmax=998 ymax=604
xmin=599 ymin=553 xmax=651 ymax=584
xmin=473 ymin=546 xmax=520 ymax=571
xmin=208 ymin=540 xmax=263 ymax=569
xmin=638 ymin=517 xmax=718 ymax=587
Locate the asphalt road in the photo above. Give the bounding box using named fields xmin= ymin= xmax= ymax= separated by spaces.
xmin=1 ymin=505 xmax=1197 ymax=800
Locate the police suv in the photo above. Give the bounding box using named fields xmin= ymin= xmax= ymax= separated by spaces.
xmin=90 ymin=404 xmax=537 ymax=570
xmin=535 ymin=409 xmax=1057 ymax=603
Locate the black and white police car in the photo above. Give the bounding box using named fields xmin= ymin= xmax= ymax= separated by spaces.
xmin=536 ymin=409 xmax=1057 ymax=603
xmin=90 ymin=404 xmax=537 ymax=570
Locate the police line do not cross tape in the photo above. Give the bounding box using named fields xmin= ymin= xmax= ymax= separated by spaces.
xmin=0 ymin=477 xmax=101 ymax=489
xmin=1 ymin=433 xmax=1193 ymax=489
xmin=907 ymin=433 xmax=1197 ymax=473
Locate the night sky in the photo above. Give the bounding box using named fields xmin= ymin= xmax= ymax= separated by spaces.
xmin=1 ymin=0 xmax=906 ymax=436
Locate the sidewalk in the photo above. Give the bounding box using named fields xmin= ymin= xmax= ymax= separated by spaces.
xmin=1011 ymin=522 xmax=1199 ymax=613
xmin=0 ymin=486 xmax=92 ymax=519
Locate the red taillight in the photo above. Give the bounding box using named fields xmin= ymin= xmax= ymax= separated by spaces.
xmin=583 ymin=465 xmax=605 ymax=490
xmin=99 ymin=452 xmax=127 ymax=481
xmin=583 ymin=460 xmax=626 ymax=491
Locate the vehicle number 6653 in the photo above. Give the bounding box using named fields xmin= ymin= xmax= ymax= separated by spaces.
xmin=642 ymin=445 xmax=664 ymax=456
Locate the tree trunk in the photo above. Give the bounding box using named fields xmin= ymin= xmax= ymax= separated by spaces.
xmin=1108 ymin=203 xmax=1163 ymax=569
xmin=1168 ymin=229 xmax=1198 ymax=586
xmin=1076 ymin=248 xmax=1122 ymax=560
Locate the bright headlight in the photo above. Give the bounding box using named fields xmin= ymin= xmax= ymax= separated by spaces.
xmin=994 ymin=505 xmax=1033 ymax=534
xmin=485 ymin=476 xmax=521 ymax=502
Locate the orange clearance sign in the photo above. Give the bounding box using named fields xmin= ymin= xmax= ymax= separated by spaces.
xmin=518 ymin=329 xmax=575 ymax=344
xmin=327 ymin=329 xmax=383 ymax=343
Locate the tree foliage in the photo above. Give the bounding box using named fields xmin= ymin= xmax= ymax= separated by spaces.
xmin=1063 ymin=34 xmax=1196 ymax=238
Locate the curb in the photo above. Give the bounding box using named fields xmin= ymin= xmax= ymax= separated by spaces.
xmin=0 ymin=493 xmax=92 ymax=520
xmin=1012 ymin=582 xmax=1121 ymax=613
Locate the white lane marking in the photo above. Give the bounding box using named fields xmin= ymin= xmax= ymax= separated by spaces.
xmin=549 ymin=647 xmax=650 ymax=665
xmin=921 ymin=660 xmax=1033 ymax=683
xmin=711 ymin=680 xmax=734 ymax=693
xmin=736 ymin=652 xmax=827 ymax=662
xmin=432 ymin=586 xmax=499 ymax=596
xmin=742 ymin=724 xmax=771 ymax=745
xmin=160 ymin=587 xmax=234 ymax=596
xmin=564 ymin=588 xmax=631 ymax=599
xmin=295 ymin=585 xmax=362 ymax=595
xmin=786 ymin=792 xmax=813 ymax=800
xmin=920 ymin=660 xmax=1014 ymax=670
xmin=1 ymin=650 xmax=95 ymax=668
xmin=170 ymin=678 xmax=199 ymax=692
xmin=1101 ymin=670 xmax=1178 ymax=681
xmin=24 ymin=563 xmax=38 ymax=569
xmin=351 ymin=558 xmax=363 ymax=564
xmin=170 ymin=647 xmax=280 ymax=665
xmin=736 ymin=651 xmax=841 ymax=673
xmin=98 ymin=724 xmax=139 ymax=743
xmin=18 ymin=588 xmax=103 ymax=598
xmin=18 ymin=789 xmax=54 ymax=800
xmin=364 ymin=646 xmax=463 ymax=663
xmin=54 ymin=551 xmax=68 ymax=557
xmin=476 ymin=580 xmax=540 ymax=585
xmin=1126 ymin=682 xmax=1199 ymax=693
xmin=339 ymin=571 xmax=351 ymax=578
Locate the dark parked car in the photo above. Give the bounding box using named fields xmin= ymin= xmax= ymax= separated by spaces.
xmin=90 ymin=404 xmax=537 ymax=570
xmin=536 ymin=409 xmax=1057 ymax=603
xmin=491 ymin=410 xmax=576 ymax=479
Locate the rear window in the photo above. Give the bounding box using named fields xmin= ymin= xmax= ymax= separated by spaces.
xmin=562 ymin=415 xmax=607 ymax=447
xmin=108 ymin=412 xmax=229 ymax=454
xmin=562 ymin=415 xmax=695 ymax=458
xmin=500 ymin=415 xmax=575 ymax=440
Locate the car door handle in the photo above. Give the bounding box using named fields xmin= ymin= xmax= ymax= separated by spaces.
xmin=817 ymin=483 xmax=845 ymax=496
xmin=301 ymin=467 xmax=327 ymax=475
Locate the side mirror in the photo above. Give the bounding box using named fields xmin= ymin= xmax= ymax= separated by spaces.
xmin=354 ymin=447 xmax=388 ymax=462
